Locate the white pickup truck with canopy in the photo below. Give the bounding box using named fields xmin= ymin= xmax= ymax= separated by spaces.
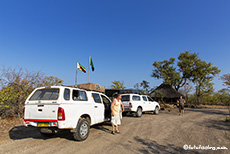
xmin=23 ymin=86 xmax=112 ymax=141
xmin=121 ymin=94 xmax=160 ymax=117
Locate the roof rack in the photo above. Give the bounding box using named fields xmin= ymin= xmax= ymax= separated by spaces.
xmin=67 ymin=83 xmax=105 ymax=93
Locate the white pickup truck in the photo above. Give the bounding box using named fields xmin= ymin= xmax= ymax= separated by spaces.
xmin=23 ymin=86 xmax=112 ymax=141
xmin=121 ymin=94 xmax=160 ymax=117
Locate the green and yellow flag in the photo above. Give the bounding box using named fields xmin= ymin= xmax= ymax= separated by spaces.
xmin=90 ymin=57 xmax=95 ymax=71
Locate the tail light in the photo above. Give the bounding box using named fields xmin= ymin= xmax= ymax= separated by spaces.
xmin=58 ymin=107 xmax=65 ymax=121
xmin=129 ymin=102 xmax=132 ymax=108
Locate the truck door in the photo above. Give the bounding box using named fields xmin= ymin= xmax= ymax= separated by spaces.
xmin=92 ymin=93 xmax=104 ymax=123
xmin=101 ymin=94 xmax=111 ymax=120
xmin=147 ymin=96 xmax=155 ymax=110
xmin=141 ymin=96 xmax=149 ymax=111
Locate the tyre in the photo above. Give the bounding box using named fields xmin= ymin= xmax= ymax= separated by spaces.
xmin=122 ymin=112 xmax=127 ymax=116
xmin=73 ymin=118 xmax=90 ymax=141
xmin=136 ymin=107 xmax=142 ymax=117
xmin=39 ymin=128 xmax=56 ymax=138
xmin=154 ymin=107 xmax=160 ymax=115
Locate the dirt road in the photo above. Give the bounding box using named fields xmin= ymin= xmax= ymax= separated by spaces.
xmin=0 ymin=108 xmax=229 ymax=154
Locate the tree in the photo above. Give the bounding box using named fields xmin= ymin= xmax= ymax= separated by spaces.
xmin=134 ymin=83 xmax=140 ymax=89
xmin=152 ymin=51 xmax=220 ymax=104
xmin=179 ymin=82 xmax=193 ymax=102
xmin=220 ymin=74 xmax=230 ymax=116
xmin=111 ymin=80 xmax=126 ymax=90
xmin=0 ymin=66 xmax=64 ymax=118
xmin=40 ymin=76 xmax=64 ymax=87
xmin=152 ymin=57 xmax=182 ymax=91
xmin=192 ymin=59 xmax=220 ymax=104
xmin=221 ymin=74 xmax=230 ymax=89
xmin=151 ymin=90 xmax=166 ymax=108
xmin=140 ymin=80 xmax=150 ymax=91
xmin=152 ymin=51 xmax=199 ymax=91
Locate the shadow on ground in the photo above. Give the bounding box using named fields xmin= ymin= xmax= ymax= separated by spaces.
xmin=186 ymin=109 xmax=230 ymax=131
xmin=134 ymin=136 xmax=201 ymax=154
xmin=197 ymin=119 xmax=230 ymax=131
xmin=186 ymin=109 xmax=229 ymax=116
xmin=9 ymin=122 xmax=114 ymax=141
xmin=9 ymin=125 xmax=74 ymax=141
xmin=92 ymin=122 xmax=112 ymax=134
xmin=9 ymin=126 xmax=42 ymax=140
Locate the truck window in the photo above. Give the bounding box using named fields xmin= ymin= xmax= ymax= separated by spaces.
xmin=142 ymin=96 xmax=147 ymax=101
xmin=29 ymin=88 xmax=59 ymax=100
xmin=64 ymin=88 xmax=70 ymax=100
xmin=72 ymin=90 xmax=88 ymax=101
xmin=92 ymin=93 xmax=101 ymax=103
xmin=121 ymin=95 xmax=130 ymax=101
xmin=132 ymin=96 xmax=140 ymax=101
xmin=101 ymin=95 xmax=111 ymax=105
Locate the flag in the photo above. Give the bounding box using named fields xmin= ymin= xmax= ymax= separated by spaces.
xmin=77 ymin=62 xmax=86 ymax=73
xmin=90 ymin=57 xmax=95 ymax=71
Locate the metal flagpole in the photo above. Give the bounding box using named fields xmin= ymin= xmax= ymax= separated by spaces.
xmin=88 ymin=56 xmax=90 ymax=83
xmin=75 ymin=62 xmax=78 ymax=86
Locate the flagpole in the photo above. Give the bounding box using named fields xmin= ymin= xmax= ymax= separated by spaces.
xmin=88 ymin=56 xmax=90 ymax=83
xmin=75 ymin=62 xmax=78 ymax=86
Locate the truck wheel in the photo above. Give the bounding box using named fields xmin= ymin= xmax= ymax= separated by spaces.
xmin=39 ymin=128 xmax=56 ymax=138
xmin=154 ymin=107 xmax=160 ymax=115
xmin=136 ymin=107 xmax=142 ymax=117
xmin=122 ymin=112 xmax=127 ymax=116
xmin=73 ymin=118 xmax=90 ymax=141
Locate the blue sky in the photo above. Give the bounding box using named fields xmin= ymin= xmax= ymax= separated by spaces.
xmin=0 ymin=0 xmax=229 ymax=91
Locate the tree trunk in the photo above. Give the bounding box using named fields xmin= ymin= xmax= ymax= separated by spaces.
xmin=185 ymin=94 xmax=188 ymax=103
xmin=196 ymin=95 xmax=200 ymax=105
xmin=228 ymin=105 xmax=230 ymax=116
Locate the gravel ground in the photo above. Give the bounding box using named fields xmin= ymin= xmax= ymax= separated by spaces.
xmin=0 ymin=108 xmax=229 ymax=154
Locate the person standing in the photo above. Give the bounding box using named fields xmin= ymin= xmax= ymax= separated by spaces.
xmin=178 ymin=96 xmax=186 ymax=116
xmin=111 ymin=93 xmax=124 ymax=135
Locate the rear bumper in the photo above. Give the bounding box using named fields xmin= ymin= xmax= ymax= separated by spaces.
xmin=24 ymin=119 xmax=58 ymax=127
xmin=23 ymin=119 xmax=74 ymax=129
xmin=124 ymin=107 xmax=134 ymax=112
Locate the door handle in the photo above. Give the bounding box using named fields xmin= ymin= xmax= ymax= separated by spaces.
xmin=94 ymin=106 xmax=98 ymax=108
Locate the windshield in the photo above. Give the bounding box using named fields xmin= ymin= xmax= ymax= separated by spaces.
xmin=29 ymin=88 xmax=59 ymax=100
xmin=121 ymin=95 xmax=130 ymax=101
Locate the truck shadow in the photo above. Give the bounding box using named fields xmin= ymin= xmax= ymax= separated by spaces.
xmin=9 ymin=126 xmax=43 ymax=140
xmin=9 ymin=125 xmax=74 ymax=141
xmin=9 ymin=123 xmax=114 ymax=141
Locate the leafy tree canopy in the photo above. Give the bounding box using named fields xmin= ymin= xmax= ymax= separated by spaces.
xmin=152 ymin=50 xmax=220 ymax=104
xmin=111 ymin=80 xmax=126 ymax=90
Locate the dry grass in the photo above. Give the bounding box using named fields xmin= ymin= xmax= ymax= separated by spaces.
xmin=0 ymin=117 xmax=23 ymax=142
xmin=196 ymin=104 xmax=229 ymax=109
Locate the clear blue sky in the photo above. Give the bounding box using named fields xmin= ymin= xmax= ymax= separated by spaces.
xmin=0 ymin=0 xmax=229 ymax=91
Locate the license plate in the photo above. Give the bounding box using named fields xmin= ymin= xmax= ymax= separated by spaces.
xmin=37 ymin=123 xmax=49 ymax=127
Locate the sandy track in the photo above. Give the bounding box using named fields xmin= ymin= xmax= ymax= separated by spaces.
xmin=0 ymin=108 xmax=229 ymax=154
